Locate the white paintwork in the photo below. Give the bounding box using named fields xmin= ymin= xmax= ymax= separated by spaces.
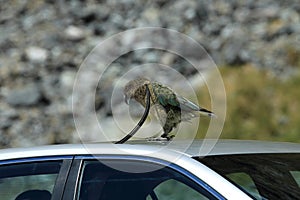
xmin=0 ymin=140 xmax=299 ymax=199
xmin=172 ymin=153 xmax=252 ymax=199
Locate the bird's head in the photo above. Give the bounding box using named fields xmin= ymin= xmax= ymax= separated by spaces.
xmin=123 ymin=77 xmax=150 ymax=104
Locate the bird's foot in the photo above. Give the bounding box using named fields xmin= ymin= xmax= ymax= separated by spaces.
xmin=146 ymin=137 xmax=169 ymax=144
xmin=161 ymin=133 xmax=175 ymax=141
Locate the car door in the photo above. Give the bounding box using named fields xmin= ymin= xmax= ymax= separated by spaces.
xmin=63 ymin=155 xmax=225 ymax=200
xmin=0 ymin=156 xmax=72 ymax=200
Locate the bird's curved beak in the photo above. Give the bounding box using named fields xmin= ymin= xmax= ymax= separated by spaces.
xmin=124 ymin=95 xmax=130 ymax=105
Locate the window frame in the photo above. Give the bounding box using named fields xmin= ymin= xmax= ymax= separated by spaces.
xmin=0 ymin=156 xmax=73 ymax=200
xmin=196 ymin=153 xmax=300 ymax=200
xmin=63 ymin=155 xmax=225 ymax=200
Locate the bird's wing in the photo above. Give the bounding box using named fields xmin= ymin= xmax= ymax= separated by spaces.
xmin=151 ymin=83 xmax=180 ymax=107
xmin=155 ymin=93 xmax=199 ymax=121
xmin=177 ymin=96 xmax=215 ymax=117
xmin=151 ymin=82 xmax=215 ymax=117
xmin=176 ymin=96 xmax=200 ymax=111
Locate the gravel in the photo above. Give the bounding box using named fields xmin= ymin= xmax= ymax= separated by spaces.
xmin=0 ymin=0 xmax=299 ymax=148
xmin=24 ymin=46 xmax=49 ymax=63
xmin=5 ymin=84 xmax=42 ymax=107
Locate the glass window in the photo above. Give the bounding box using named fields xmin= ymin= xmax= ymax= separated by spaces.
xmin=290 ymin=171 xmax=300 ymax=187
xmin=226 ymin=172 xmax=260 ymax=199
xmin=0 ymin=160 xmax=62 ymax=200
xmin=197 ymin=154 xmax=300 ymax=200
xmin=77 ymin=159 xmax=217 ymax=200
xmin=146 ymin=179 xmax=209 ymax=200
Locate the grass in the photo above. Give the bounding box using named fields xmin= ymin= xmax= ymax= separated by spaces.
xmin=196 ymin=65 xmax=300 ymax=143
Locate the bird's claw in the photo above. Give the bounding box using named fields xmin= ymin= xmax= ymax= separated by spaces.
xmin=146 ymin=137 xmax=169 ymax=144
xmin=161 ymin=133 xmax=175 ymax=141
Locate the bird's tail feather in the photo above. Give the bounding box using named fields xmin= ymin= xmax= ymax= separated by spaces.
xmin=199 ymin=108 xmax=216 ymax=118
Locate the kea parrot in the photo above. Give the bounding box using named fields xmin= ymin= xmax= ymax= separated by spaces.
xmin=123 ymin=77 xmax=215 ymax=140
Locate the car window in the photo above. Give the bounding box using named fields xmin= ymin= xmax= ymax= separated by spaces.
xmin=0 ymin=160 xmax=62 ymax=200
xmin=197 ymin=154 xmax=300 ymax=200
xmin=226 ymin=172 xmax=260 ymax=199
xmin=146 ymin=179 xmax=209 ymax=200
xmin=77 ymin=159 xmax=218 ymax=200
xmin=290 ymin=171 xmax=300 ymax=187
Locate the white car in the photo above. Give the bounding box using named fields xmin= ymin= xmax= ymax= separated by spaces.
xmin=0 ymin=140 xmax=299 ymax=200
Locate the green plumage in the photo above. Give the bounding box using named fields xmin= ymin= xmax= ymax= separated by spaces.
xmin=124 ymin=77 xmax=215 ymax=140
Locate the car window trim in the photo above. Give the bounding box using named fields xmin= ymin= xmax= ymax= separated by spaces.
xmin=65 ymin=155 xmax=225 ymax=200
xmin=0 ymin=155 xmax=73 ymax=200
xmin=52 ymin=158 xmax=74 ymax=200
xmin=0 ymin=155 xmax=73 ymax=165
xmin=63 ymin=158 xmax=83 ymax=200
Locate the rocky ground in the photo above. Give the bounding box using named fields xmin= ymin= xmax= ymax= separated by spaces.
xmin=0 ymin=0 xmax=300 ymax=148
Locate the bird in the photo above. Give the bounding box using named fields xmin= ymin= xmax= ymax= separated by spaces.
xmin=123 ymin=77 xmax=215 ymax=140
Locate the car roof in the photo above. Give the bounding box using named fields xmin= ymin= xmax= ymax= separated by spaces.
xmin=0 ymin=140 xmax=299 ymax=161
xmin=178 ymin=139 xmax=300 ymax=156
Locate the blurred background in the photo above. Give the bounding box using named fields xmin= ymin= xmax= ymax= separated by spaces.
xmin=0 ymin=0 xmax=300 ymax=148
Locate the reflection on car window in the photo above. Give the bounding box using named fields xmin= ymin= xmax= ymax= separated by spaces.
xmin=146 ymin=179 xmax=209 ymax=200
xmin=226 ymin=172 xmax=260 ymax=199
xmin=197 ymin=154 xmax=300 ymax=200
xmin=290 ymin=171 xmax=300 ymax=187
xmin=77 ymin=160 xmax=217 ymax=200
xmin=0 ymin=161 xmax=62 ymax=200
